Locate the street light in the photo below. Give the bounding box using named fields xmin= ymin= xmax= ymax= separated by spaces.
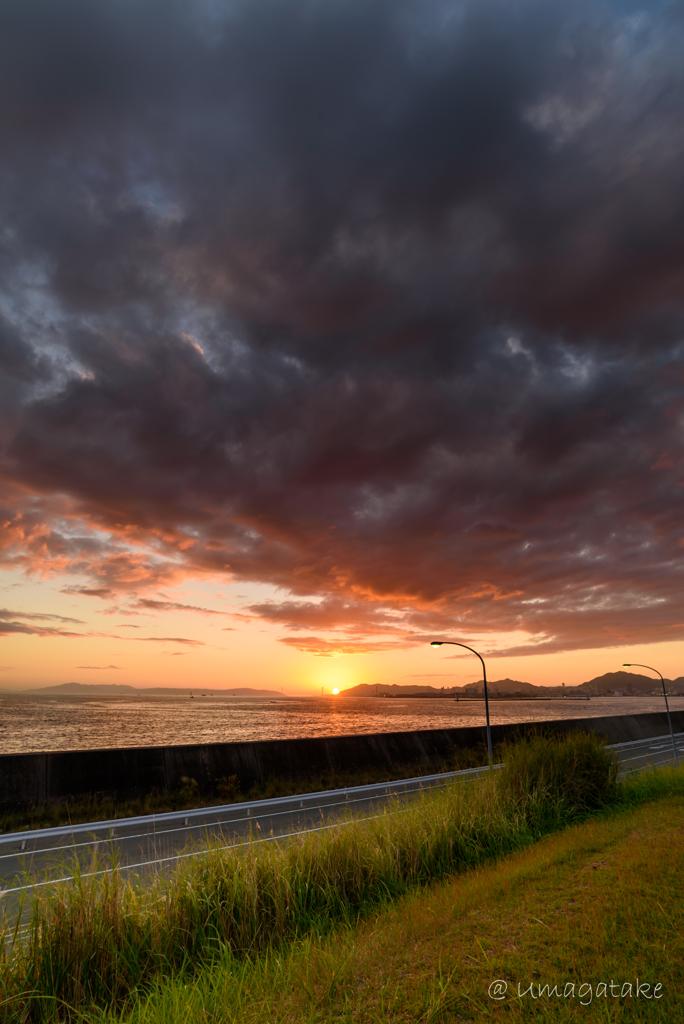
xmin=431 ymin=640 xmax=493 ymax=764
xmin=623 ymin=663 xmax=679 ymax=767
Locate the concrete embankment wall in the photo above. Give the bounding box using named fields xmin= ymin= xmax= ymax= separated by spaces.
xmin=1 ymin=710 xmax=683 ymax=808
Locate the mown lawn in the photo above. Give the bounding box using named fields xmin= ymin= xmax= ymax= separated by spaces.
xmin=104 ymin=793 xmax=684 ymax=1024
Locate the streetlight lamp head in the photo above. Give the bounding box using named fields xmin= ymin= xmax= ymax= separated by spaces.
xmin=619 ymin=660 xmax=678 ymax=766
xmin=425 ymin=637 xmax=493 ymax=765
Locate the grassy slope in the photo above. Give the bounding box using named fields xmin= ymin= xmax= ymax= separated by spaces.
xmin=110 ymin=793 xmax=684 ymax=1024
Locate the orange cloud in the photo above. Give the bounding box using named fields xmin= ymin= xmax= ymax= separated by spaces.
xmin=277 ymin=635 xmax=416 ymax=657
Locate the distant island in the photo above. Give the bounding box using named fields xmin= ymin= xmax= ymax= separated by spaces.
xmin=20 ymin=682 xmax=293 ymax=699
xmin=5 ymin=671 xmax=684 ymax=699
xmin=340 ymin=670 xmax=684 ymax=698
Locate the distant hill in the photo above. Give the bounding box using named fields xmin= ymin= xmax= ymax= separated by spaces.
xmin=340 ymin=683 xmax=464 ymax=697
xmin=341 ymin=671 xmax=684 ymax=697
xmin=13 ymin=673 xmax=684 ymax=700
xmin=341 ymin=679 xmax=541 ymax=697
xmin=576 ymin=671 xmax=673 ymax=695
xmin=26 ymin=682 xmax=293 ymax=698
xmin=473 ymin=678 xmax=540 ymax=695
xmin=30 ymin=682 xmax=139 ymax=694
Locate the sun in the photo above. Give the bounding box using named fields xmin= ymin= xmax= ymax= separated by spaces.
xmin=332 ymin=688 xmax=339 ymax=694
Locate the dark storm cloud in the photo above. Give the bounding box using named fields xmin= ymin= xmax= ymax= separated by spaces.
xmin=1 ymin=0 xmax=684 ymax=654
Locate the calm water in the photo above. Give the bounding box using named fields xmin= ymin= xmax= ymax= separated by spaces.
xmin=1 ymin=693 xmax=683 ymax=755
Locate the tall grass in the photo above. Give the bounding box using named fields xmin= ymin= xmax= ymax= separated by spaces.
xmin=499 ymin=728 xmax=620 ymax=812
xmin=0 ymin=732 xmax=619 ymax=1022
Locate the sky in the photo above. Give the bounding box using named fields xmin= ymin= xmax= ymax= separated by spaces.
xmin=1 ymin=0 xmax=684 ymax=694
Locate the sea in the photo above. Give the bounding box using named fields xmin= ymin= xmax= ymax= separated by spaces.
xmin=1 ymin=692 xmax=683 ymax=755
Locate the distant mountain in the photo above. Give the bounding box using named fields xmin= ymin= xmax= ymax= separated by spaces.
xmin=340 ymin=672 xmax=684 ymax=697
xmin=340 ymin=679 xmax=540 ymax=697
xmin=26 ymin=682 xmax=292 ymax=698
xmin=340 ymin=682 xmax=463 ymax=697
xmin=474 ymin=678 xmax=540 ymax=694
xmin=30 ymin=682 xmax=139 ymax=694
xmin=575 ymin=671 xmax=673 ymax=695
xmin=15 ymin=673 xmax=684 ymax=700
xmin=138 ymin=687 xmax=291 ymax=698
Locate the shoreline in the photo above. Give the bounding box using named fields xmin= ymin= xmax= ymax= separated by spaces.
xmin=2 ymin=693 xmax=684 ymax=759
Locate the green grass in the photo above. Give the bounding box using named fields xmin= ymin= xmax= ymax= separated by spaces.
xmin=105 ymin=786 xmax=684 ymax=1024
xmin=0 ymin=733 xmax=674 ymax=1023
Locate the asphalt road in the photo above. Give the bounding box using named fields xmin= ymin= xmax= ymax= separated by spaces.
xmin=1 ymin=732 xmax=682 ymax=922
xmin=0 ymin=764 xmax=496 ymax=922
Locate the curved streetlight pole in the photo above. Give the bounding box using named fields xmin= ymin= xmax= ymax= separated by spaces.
xmin=431 ymin=640 xmax=493 ymax=764
xmin=623 ymin=663 xmax=679 ymax=767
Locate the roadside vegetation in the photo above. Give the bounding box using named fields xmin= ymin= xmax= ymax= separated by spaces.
xmin=107 ymin=789 xmax=684 ymax=1024
xmin=1 ymin=732 xmax=681 ymax=1022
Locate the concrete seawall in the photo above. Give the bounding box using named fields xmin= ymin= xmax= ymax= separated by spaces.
xmin=1 ymin=710 xmax=682 ymax=808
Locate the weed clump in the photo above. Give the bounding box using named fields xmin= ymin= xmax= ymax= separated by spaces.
xmin=216 ymin=775 xmax=240 ymax=801
xmin=499 ymin=729 xmax=619 ymax=815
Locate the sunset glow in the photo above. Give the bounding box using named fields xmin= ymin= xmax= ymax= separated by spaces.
xmin=1 ymin=0 xmax=684 ymax=695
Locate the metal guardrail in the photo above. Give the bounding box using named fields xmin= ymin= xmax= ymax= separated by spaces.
xmin=611 ymin=732 xmax=684 ymax=776
xmin=0 ymin=761 xmax=499 ymax=850
xmin=0 ymin=763 xmax=502 ymax=899
xmin=1 ymin=734 xmax=682 ymax=905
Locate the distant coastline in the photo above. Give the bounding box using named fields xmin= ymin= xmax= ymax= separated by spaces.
xmin=2 ymin=669 xmax=684 ymax=699
xmin=4 ymin=682 xmax=293 ymax=699
xmin=340 ymin=670 xmax=684 ymax=699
